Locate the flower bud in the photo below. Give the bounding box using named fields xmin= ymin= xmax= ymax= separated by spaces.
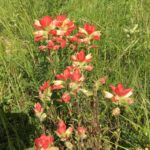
xmin=80 ymin=89 xmax=93 ymax=97
xmin=62 ymin=93 xmax=71 ymax=103
xmin=103 ymin=91 xmax=113 ymax=99
xmin=56 ymin=120 xmax=66 ymax=135
xmin=65 ymin=127 xmax=73 ymax=138
xmin=99 ymin=77 xmax=107 ymax=85
xmin=77 ymin=127 xmax=87 ymax=139
xmin=112 ymin=107 xmax=120 ymax=116
xmin=84 ymin=65 xmax=93 ymax=71
xmin=126 ymin=98 xmax=134 ymax=105
xmin=34 ymin=102 xmax=43 ymax=113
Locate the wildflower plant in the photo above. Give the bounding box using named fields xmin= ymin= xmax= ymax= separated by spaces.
xmin=32 ymin=15 xmax=135 ymax=149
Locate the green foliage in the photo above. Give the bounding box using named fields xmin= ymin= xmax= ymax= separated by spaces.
xmin=0 ymin=0 xmax=149 ymax=149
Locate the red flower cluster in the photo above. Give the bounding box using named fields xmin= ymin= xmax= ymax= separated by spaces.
xmin=55 ymin=120 xmax=87 ymax=142
xmin=56 ymin=66 xmax=82 ymax=82
xmin=33 ymin=15 xmax=100 ymax=105
xmin=33 ymin=15 xmax=100 ymax=51
xmin=33 ymin=15 xmax=76 ymax=51
xmin=39 ymin=81 xmax=64 ymax=93
xmin=33 ymin=14 xmax=135 ymax=149
xmin=47 ymin=37 xmax=66 ymax=50
xmin=54 ymin=66 xmax=84 ymax=96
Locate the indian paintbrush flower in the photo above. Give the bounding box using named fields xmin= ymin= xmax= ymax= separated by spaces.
xmin=34 ymin=134 xmax=54 ymax=150
xmin=56 ymin=120 xmax=73 ymax=141
xmin=76 ymin=127 xmax=87 ymax=139
xmin=103 ymin=83 xmax=134 ymax=105
xmin=62 ymin=93 xmax=71 ymax=103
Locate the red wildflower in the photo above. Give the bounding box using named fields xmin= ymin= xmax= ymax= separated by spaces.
xmin=70 ymin=35 xmax=81 ymax=43
xmin=40 ymin=81 xmax=50 ymax=91
xmin=47 ymin=37 xmax=66 ymax=50
xmin=39 ymin=16 xmax=53 ymax=28
xmin=56 ymin=68 xmax=71 ymax=80
xmin=57 ymin=120 xmax=66 ymax=135
xmin=34 ymin=103 xmax=43 ymax=113
xmin=76 ymin=50 xmax=85 ymax=61
xmin=104 ymin=83 xmax=134 ymax=105
xmin=52 ymin=15 xmax=76 ymax=36
xmin=65 ymin=20 xmax=76 ymax=35
xmin=110 ymin=83 xmax=133 ymax=97
xmin=73 ymin=50 xmax=85 ymax=62
xmin=78 ymin=24 xmax=101 ymax=43
xmin=51 ymin=85 xmax=64 ymax=90
xmin=56 ymin=120 xmax=73 ymax=141
xmin=84 ymin=65 xmax=93 ymax=71
xmin=49 ymin=29 xmax=57 ymax=36
xmin=47 ymin=40 xmax=54 ymax=49
xmin=34 ymin=35 xmax=44 ymax=42
xmin=71 ymin=50 xmax=92 ymax=62
xmin=54 ymin=37 xmax=66 ymax=48
xmin=34 ymin=134 xmax=53 ymax=150
xmin=33 ymin=30 xmax=46 ymax=42
xmin=34 ymin=20 xmax=43 ymax=30
xmin=71 ymin=68 xmax=82 ymax=82
xmin=93 ymin=35 xmax=100 ymax=40
xmin=84 ymin=24 xmax=96 ymax=34
xmin=77 ymin=127 xmax=86 ymax=135
xmin=99 ymin=77 xmax=107 ymax=85
xmin=77 ymin=127 xmax=87 ymax=139
xmin=70 ymin=33 xmax=84 ymax=43
xmin=62 ymin=93 xmax=71 ymax=103
xmin=55 ymin=15 xmax=66 ymax=27
xmin=112 ymin=95 xmax=119 ymax=102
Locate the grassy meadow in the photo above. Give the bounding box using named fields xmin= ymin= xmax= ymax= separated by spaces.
xmin=0 ymin=0 xmax=150 ymax=149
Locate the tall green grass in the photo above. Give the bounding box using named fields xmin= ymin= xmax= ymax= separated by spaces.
xmin=0 ymin=0 xmax=149 ymax=149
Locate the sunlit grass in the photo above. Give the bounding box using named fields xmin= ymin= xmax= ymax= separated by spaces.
xmin=0 ymin=0 xmax=149 ymax=149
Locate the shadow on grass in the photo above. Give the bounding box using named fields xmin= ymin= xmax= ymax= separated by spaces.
xmin=0 ymin=108 xmax=36 ymax=150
